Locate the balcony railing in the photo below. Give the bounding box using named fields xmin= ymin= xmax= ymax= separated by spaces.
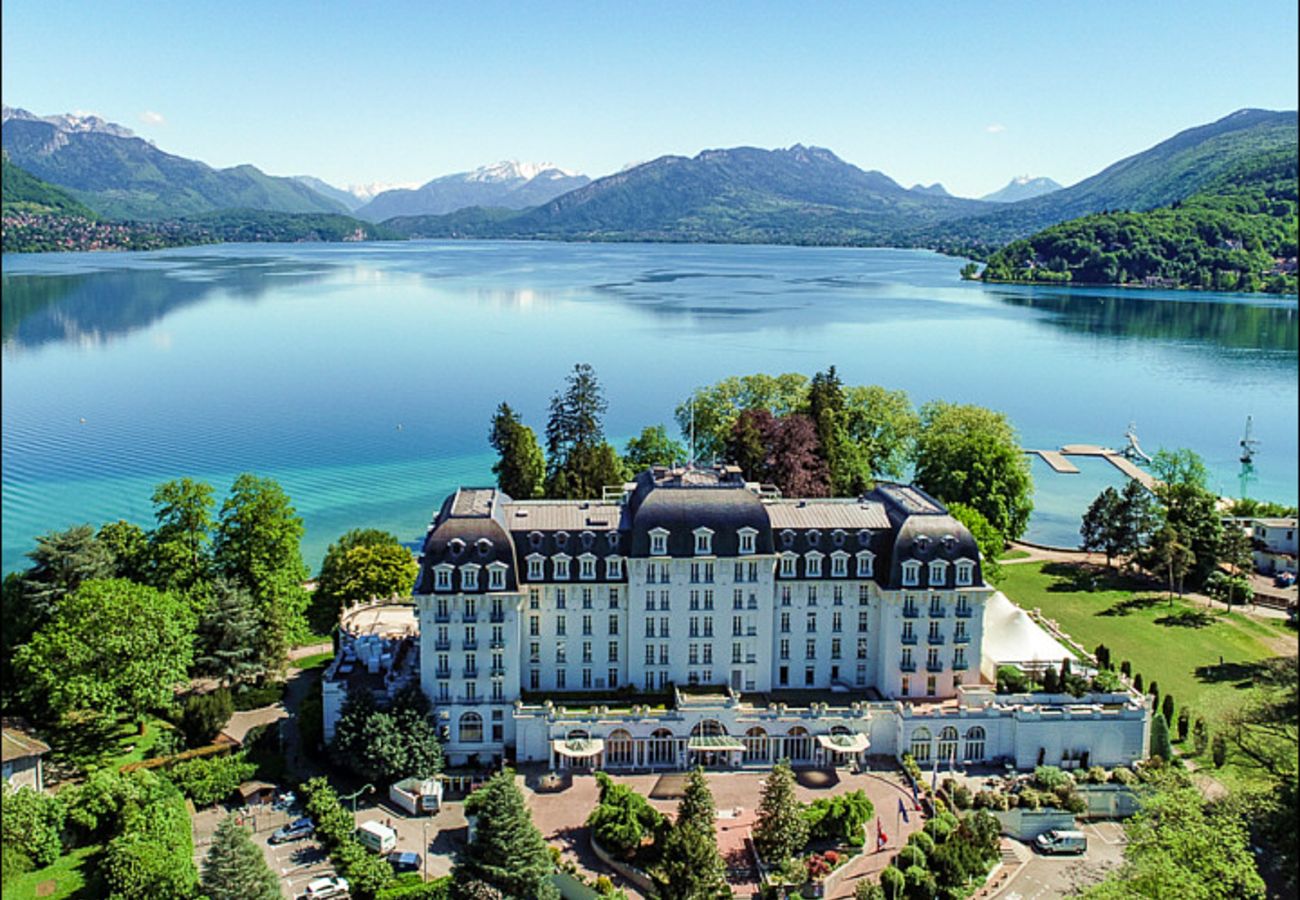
xmin=461 ymin=612 xmax=478 ymax=623
xmin=490 ymin=639 xmax=506 ymax=649
xmin=434 ymin=639 xmax=451 ymax=651
xmin=490 ymin=611 xmax=506 ymax=623
xmin=954 ymin=633 xmax=970 ymax=644
xmin=901 ymin=634 xmax=918 ymax=645
xmin=462 ymin=668 xmax=479 ymax=679
xmin=927 ymin=661 xmax=944 ymax=673
xmin=462 ymin=640 xmax=478 ymax=651
xmin=434 ymin=612 xmax=451 ymax=623
xmin=902 ymin=607 xmax=919 ymax=619
xmin=746 ymin=654 xmax=758 ymax=664
xmin=490 ymin=666 xmax=507 ymax=678
xmin=929 ymin=607 xmax=946 ymax=618
xmin=953 ymin=659 xmax=970 ymax=670
xmin=456 ymin=695 xmax=481 ymax=704
xmin=900 ymin=661 xmax=917 ymax=672
xmin=928 ymin=634 xmax=946 ymax=645
xmin=434 ymin=668 xmax=452 ymax=679
xmin=955 ymin=607 xmax=973 ymax=619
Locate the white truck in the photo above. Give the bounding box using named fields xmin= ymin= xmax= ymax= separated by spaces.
xmin=1034 ymin=829 xmax=1088 ymax=855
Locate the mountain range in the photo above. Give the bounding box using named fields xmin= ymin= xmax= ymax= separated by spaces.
xmin=980 ymin=176 xmax=1062 ymax=203
xmin=352 ymin=161 xmax=590 ymax=221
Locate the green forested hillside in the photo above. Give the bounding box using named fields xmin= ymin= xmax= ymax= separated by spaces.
xmin=976 ymin=148 xmax=1299 ymax=293
xmin=1 ymin=157 xmax=96 ymax=217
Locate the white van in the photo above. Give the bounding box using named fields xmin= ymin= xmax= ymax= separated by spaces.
xmin=356 ymin=821 xmax=397 ymax=854
xmin=1035 ymin=829 xmax=1087 ymax=855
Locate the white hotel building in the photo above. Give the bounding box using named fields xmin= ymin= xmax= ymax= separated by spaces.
xmin=324 ymin=465 xmax=1149 ymax=772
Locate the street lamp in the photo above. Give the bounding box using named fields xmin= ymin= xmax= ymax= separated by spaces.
xmin=340 ymin=783 xmax=374 ymax=816
xmin=422 ymin=820 xmax=429 ymax=881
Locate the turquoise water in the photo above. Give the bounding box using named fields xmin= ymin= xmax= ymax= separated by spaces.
xmin=3 ymin=241 xmax=1296 ymax=572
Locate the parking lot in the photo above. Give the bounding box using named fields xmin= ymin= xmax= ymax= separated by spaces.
xmin=192 ymin=802 xmax=342 ymax=899
xmin=993 ymin=821 xmax=1128 ymax=900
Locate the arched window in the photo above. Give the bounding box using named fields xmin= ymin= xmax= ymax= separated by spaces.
xmin=648 ymin=728 xmax=676 ymax=765
xmin=567 ymin=728 xmax=590 ymax=740
xmin=786 ymin=725 xmax=812 ymax=763
xmin=607 ymin=729 xmax=634 ymax=766
xmin=459 ymin=712 xmax=483 ymax=743
xmin=744 ymin=727 xmax=769 ymax=763
xmin=964 ymin=726 xmax=986 ymax=762
xmin=909 ymin=726 xmax=932 ymax=763
xmin=691 ymin=719 xmax=726 ymax=738
xmin=937 ymin=726 xmax=959 ymax=764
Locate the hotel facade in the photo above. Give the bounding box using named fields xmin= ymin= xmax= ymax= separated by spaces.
xmin=324 ymin=466 xmax=1149 ymax=772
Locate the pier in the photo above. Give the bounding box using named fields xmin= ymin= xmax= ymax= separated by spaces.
xmin=1025 ymin=444 xmax=1160 ymax=492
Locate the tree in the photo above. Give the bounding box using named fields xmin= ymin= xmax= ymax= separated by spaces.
xmin=654 ymin=769 xmax=729 ymax=900
xmin=1114 ymin=480 xmax=1157 ymax=567
xmin=727 ymin=408 xmax=776 ymax=482
xmin=313 ymin=528 xmax=407 ymax=633
xmin=912 ymin=401 xmax=1033 ymax=540
xmin=545 ymin=363 xmax=615 ymax=499
xmin=805 ymin=366 xmax=872 ymax=495
xmin=587 ymin=771 xmax=664 ymax=857
xmin=946 ymin=502 xmax=1002 ymax=581
xmin=623 ymin=424 xmax=687 ymax=472
xmin=1150 ymin=449 xmax=1223 ymax=589
xmin=1192 ymin=717 xmax=1209 ymax=756
xmin=194 ymin=579 xmax=264 ymax=686
xmin=316 ymin=541 xmax=417 ymax=629
xmin=149 ymin=478 xmax=216 ymax=593
xmin=1081 ymin=487 xmax=1122 ymax=566
xmin=1 ymin=779 xmax=65 ymax=867
xmin=1177 ymin=708 xmax=1191 ymax=743
xmin=840 ymin=384 xmax=920 ymax=481
xmin=1161 ymin=694 xmax=1175 ymax=727
xmin=97 ymin=520 xmax=151 ymax=583
xmin=1218 ymin=526 xmax=1254 ymax=608
xmin=456 ymin=768 xmax=558 ymax=900
xmin=489 ymin=402 xmax=546 ymax=500
xmin=768 ymin=413 xmax=831 ymax=497
xmin=1094 ymin=644 xmax=1111 ymax=670
xmin=1147 ymin=524 xmax=1192 ymax=601
xmin=1150 ymin=713 xmax=1173 ymax=761
xmin=1081 ymin=771 xmax=1264 ymax=900
xmin=20 ymin=524 xmax=114 ymax=623
xmin=548 ymin=440 xmax=628 ymax=500
xmin=214 ymin=474 xmax=310 ymax=669
xmin=1224 ymin=655 xmax=1297 ymax=781
xmin=675 ymin=373 xmax=810 ymax=461
xmin=753 ymin=759 xmax=808 ymax=867
xmin=201 ymin=813 xmax=281 ymax=900
xmin=1133 ymin=673 xmax=1143 ymax=693
xmin=879 ymin=866 xmax=906 ymax=900
xmin=179 ymin=688 xmax=234 ymax=748
xmin=14 ymin=578 xmax=195 ymax=727
xmin=330 ymin=687 xmax=444 ymax=784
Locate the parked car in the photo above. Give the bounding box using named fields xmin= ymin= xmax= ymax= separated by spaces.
xmin=300 ymin=875 xmax=349 ymax=899
xmin=1274 ymin=571 xmax=1295 ymax=587
xmin=273 ymin=790 xmax=297 ymax=811
xmin=1034 ymin=829 xmax=1088 ymax=855
xmin=356 ymin=820 xmax=397 ymax=854
xmin=270 ymin=817 xmax=315 ymax=844
xmin=387 ymin=851 xmax=421 ymax=873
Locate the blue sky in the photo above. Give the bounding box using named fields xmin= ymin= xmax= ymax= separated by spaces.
xmin=3 ymin=1 xmax=1296 ymax=197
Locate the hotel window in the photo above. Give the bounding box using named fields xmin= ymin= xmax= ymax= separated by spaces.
xmin=805 ymin=667 xmax=815 ymax=686
xmin=954 ymin=649 xmax=966 ymax=669
xmin=582 ymin=588 xmax=593 ymax=609
xmin=781 ymin=529 xmax=795 ymax=548
xmin=609 ymin=668 xmax=619 ymax=687
xmin=529 ymin=616 xmax=539 ymax=637
xmin=929 ymin=621 xmax=941 ymax=641
xmin=901 ymin=648 xmax=913 ymax=669
xmin=856 ymin=663 xmax=867 ymax=685
xmin=806 ymin=553 xmax=823 ymax=577
xmin=956 ymin=594 xmax=971 ymax=616
xmin=733 ymin=588 xmax=744 ymax=609
xmin=833 ymin=585 xmax=844 ymax=606
xmin=858 ymin=610 xmax=869 ymax=632
xmin=807 ymin=529 xmax=821 ymax=546
xmin=689 ymin=644 xmax=699 ymax=665
xmin=660 ymin=617 xmax=670 ymax=637
xmin=529 ymin=587 xmax=540 ymax=609
xmin=779 ymin=639 xmax=790 ymax=660
xmin=732 ymin=642 xmax=743 ymax=664
xmin=901 ymin=676 xmax=910 ymax=695
xmin=930 ymin=595 xmax=943 ymax=616
xmin=645 ymin=618 xmax=655 ymax=637
xmin=608 ymin=587 xmax=619 ymax=608
xmin=703 ymin=563 xmax=714 ymax=584
xmin=556 ymin=588 xmax=567 ymax=609
xmin=857 ymin=552 xmax=874 ymax=578
xmin=609 ymin=615 xmax=619 ymax=635
xmin=858 ymin=584 xmax=870 ymax=605
xmin=806 ymin=612 xmax=817 ymax=633
xmin=703 ymin=589 xmax=714 ymax=609
xmin=527 ymin=556 xmax=544 ymax=580
xmin=926 ymin=675 xmax=936 ymax=696
xmin=955 ymin=621 xmax=967 ymax=641
xmin=928 ymin=560 xmax=947 ymax=585
xmin=690 ymin=590 xmax=700 ymax=610
xmin=831 ymin=553 xmax=848 ymax=577
xmin=607 ymin=557 xmax=623 ymax=579
xmin=582 ymin=642 xmax=593 ymax=663
xmin=780 ymin=554 xmax=797 ymax=577
xmin=689 ymin=617 xmax=700 ymax=638
xmin=556 ymin=643 xmax=567 ymax=663
xmin=650 ymin=528 xmax=669 ymax=556
xmin=556 ymin=615 xmax=566 ymax=636
xmin=659 ymin=591 xmax=670 ymax=610
xmin=659 ymin=645 xmax=669 ymax=665
xmin=580 ymin=555 xmax=596 ymax=580
xmin=530 ymin=669 xmax=540 ymax=689
xmin=645 ymin=645 xmax=655 ymax=665
xmin=857 ymin=637 xmax=868 ymax=659
xmin=488 ymin=565 xmax=506 ymax=591
xmin=781 ymin=585 xmax=792 ymax=606
xmin=694 ymin=528 xmax=714 ymax=555
xmin=805 ymin=639 xmax=816 ymax=659
xmin=831 ymin=638 xmax=842 ymax=660
xmin=780 ymin=612 xmax=791 ymax=633
xmin=702 ymin=644 xmax=712 ymax=664
xmin=645 ymin=591 xmax=655 ymax=610
xmin=608 ymin=641 xmax=619 ymax=662
xmin=807 ymin=585 xmax=818 ymax=606
xmin=556 ymin=669 xmax=567 ymax=689
xmin=956 ymin=561 xmax=974 ymax=586
xmin=554 ymin=555 xmax=571 ymax=580
xmin=434 ymin=566 xmax=452 ymax=591
xmin=703 ymin=618 xmax=713 ymax=637
xmin=927 ymin=648 xmax=940 ymax=668
xmin=738 ymin=527 xmax=757 ymax=555
xmin=832 ymin=612 xmax=842 ymax=633
xmin=582 ymin=615 xmax=592 ymax=636
xmin=902 ymin=561 xmax=921 ymax=587
xmin=747 ymin=562 xmax=758 ymax=582
xmin=529 ymin=642 xmax=540 ymax=663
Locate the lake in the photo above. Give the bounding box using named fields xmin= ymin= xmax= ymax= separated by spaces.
xmin=3 ymin=241 xmax=1296 ymax=574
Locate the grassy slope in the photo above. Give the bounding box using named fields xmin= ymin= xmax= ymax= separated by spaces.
xmin=1 ymin=157 xmax=96 ymax=217
xmin=6 ymin=845 xmax=102 ymax=900
xmin=994 ymin=561 xmax=1296 ymax=785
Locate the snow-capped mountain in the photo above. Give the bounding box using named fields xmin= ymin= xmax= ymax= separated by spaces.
xmin=354 ymin=161 xmax=590 ymax=221
xmin=347 ymin=180 xmax=422 ymax=202
xmin=980 ymin=175 xmax=1063 ymax=203
xmin=2 ymin=105 xmax=137 ymax=139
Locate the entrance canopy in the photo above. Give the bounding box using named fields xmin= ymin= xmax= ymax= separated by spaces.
xmin=816 ymin=733 xmax=870 ymax=753
xmin=552 ymin=738 xmax=605 ymax=758
xmin=687 ymin=735 xmax=746 ymax=751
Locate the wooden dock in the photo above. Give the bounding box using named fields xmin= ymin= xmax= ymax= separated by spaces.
xmin=1026 ymin=444 xmax=1161 ymax=492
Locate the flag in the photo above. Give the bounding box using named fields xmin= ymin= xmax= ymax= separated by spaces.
xmin=949 ymin=745 xmax=957 ymax=775
xmin=876 ymin=817 xmax=888 ymax=851
xmin=911 ymin=779 xmax=921 ymax=811
xmin=897 ymin=796 xmax=910 ymax=824
xmin=931 ymin=754 xmax=939 ymax=792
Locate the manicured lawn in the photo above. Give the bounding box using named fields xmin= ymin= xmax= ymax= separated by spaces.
xmin=998 ymin=548 xmax=1032 ymax=561
xmin=292 ymin=650 xmax=335 ymax=670
xmin=6 ymin=845 xmax=101 ymax=900
xmin=103 ymin=716 xmax=176 ymax=769
xmin=994 ymin=560 xmax=1297 ymax=784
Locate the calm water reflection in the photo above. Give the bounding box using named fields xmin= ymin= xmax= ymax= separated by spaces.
xmin=3 ymin=241 xmax=1296 ymax=572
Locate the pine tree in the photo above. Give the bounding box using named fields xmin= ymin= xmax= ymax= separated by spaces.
xmin=1161 ymin=694 xmax=1175 ymax=727
xmin=1192 ymin=717 xmax=1209 ymax=755
xmin=194 ymin=579 xmax=264 ymax=686
xmin=455 ymin=768 xmax=558 ymax=900
xmin=753 ymin=758 xmax=808 ymax=867
xmin=201 ymin=814 xmax=281 ymax=900
xmin=1177 ymin=708 xmax=1191 ymax=743
xmin=654 ymin=770 xmax=729 ymax=900
xmin=1150 ymin=712 xmax=1173 ymax=761
xmin=489 ymin=402 xmax=546 ymax=500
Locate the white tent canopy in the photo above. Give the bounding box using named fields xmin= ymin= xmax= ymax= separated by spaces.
xmin=552 ymin=738 xmax=605 ymax=758
xmin=981 ymin=591 xmax=1076 ymax=667
xmin=816 ymin=733 xmax=869 ymax=753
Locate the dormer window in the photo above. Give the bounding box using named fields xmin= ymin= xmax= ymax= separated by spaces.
xmin=649 ymin=528 xmax=669 ymax=556
xmin=448 ymin=538 xmax=466 ymax=557
xmin=832 ymin=529 xmax=846 ymax=547
xmin=581 ymin=530 xmax=595 ymax=549
xmin=527 ymin=554 xmax=545 ymax=580
xmin=915 ymin=535 xmax=931 ymax=552
xmin=528 ymin=530 xmax=543 ymax=548
xmin=434 ymin=564 xmax=453 ymax=591
xmin=780 ymin=553 xmax=798 ymax=578
xmin=579 ymin=553 xmax=597 ymax=580
xmin=831 ymin=551 xmax=849 ymax=577
xmin=487 ymin=563 xmax=508 ymax=591
xmin=475 ymin=537 xmax=493 ymax=557
xmin=806 ymin=551 xmax=823 ymax=577
xmin=460 ymin=564 xmax=480 ymax=590
xmin=738 ymin=527 xmax=758 ymax=555
xmin=555 ymin=531 xmax=570 ymax=548
xmin=928 ymin=559 xmax=949 ymax=586
xmin=902 ymin=560 xmax=921 ymax=587
xmin=857 ymin=529 xmax=871 ymax=546
xmin=956 ymin=560 xmax=974 ymax=587
xmin=607 ymin=556 xmax=623 ymax=579
xmin=693 ymin=527 xmax=714 ymax=556
xmin=942 ymin=534 xmax=956 ymax=551
xmin=807 ymin=529 xmax=821 ymax=547
xmin=781 ymin=529 xmax=796 ymax=548
xmin=856 ymin=551 xmax=875 ymax=578
xmin=553 ymin=553 xmax=571 ymax=580
xmin=606 ymin=531 xmax=619 ymax=548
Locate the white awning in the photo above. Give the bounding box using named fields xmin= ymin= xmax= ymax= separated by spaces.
xmin=552 ymin=738 xmax=605 ymax=758
xmin=816 ymin=733 xmax=870 ymax=753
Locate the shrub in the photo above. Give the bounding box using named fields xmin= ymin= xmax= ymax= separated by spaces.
xmin=376 ymin=876 xmax=453 ymax=899
xmin=1161 ymin=694 xmax=1175 ymax=727
xmin=587 ymin=771 xmax=664 ymax=858
xmin=1212 ymin=734 xmax=1227 ymax=768
xmin=996 ymin=665 xmax=1028 ymax=693
xmin=1109 ymin=767 xmax=1137 ymax=785
xmin=907 ymin=830 xmax=935 ymax=855
xmin=1 ymin=844 xmax=34 ymax=885
xmin=855 ymin=880 xmax=886 ymax=900
xmin=180 ymin=687 xmax=234 ymax=747
xmin=1192 ymin=717 xmax=1209 ymax=756
xmin=166 ymin=751 xmax=257 ymax=806
xmin=1120 ymin=660 xmax=1132 ymax=677
xmin=1032 ymin=766 xmax=1071 ymax=792
xmin=805 ymin=852 xmax=832 ymax=881
xmin=145 ymin=726 xmax=187 ymax=760
xmin=896 ymin=844 xmax=926 ymax=870
xmin=0 ymin=780 xmax=65 ymax=867
xmin=879 ymin=865 xmax=905 ymax=898
xmin=951 ymin=783 xmax=972 ymax=810
xmin=1084 ymin=765 xmax=1108 ymax=784
xmin=924 ymin=811 xmax=958 ymax=842
xmin=232 ymin=683 xmax=284 ymax=711
xmin=1177 ymin=708 xmax=1191 ymax=743
xmin=1091 ymin=669 xmax=1122 ymax=692
xmin=804 ymin=790 xmax=874 ymax=845
xmin=101 ymin=775 xmax=197 ymax=900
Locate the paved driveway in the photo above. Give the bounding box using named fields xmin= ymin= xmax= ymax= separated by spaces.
xmin=193 ymin=803 xmax=339 ymax=899
xmin=992 ymin=821 xmax=1127 ymax=900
